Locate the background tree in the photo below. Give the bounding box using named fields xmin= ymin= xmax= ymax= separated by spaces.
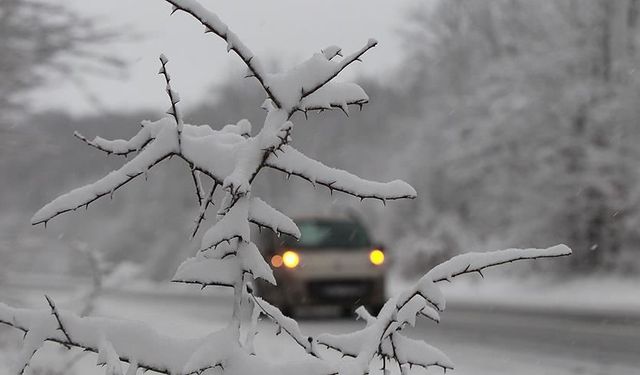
xmin=0 ymin=0 xmax=123 ymax=118
xmin=0 ymin=0 xmax=123 ymax=280
xmin=394 ymin=0 xmax=640 ymax=274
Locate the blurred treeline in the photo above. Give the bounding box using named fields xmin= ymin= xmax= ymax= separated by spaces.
xmin=2 ymin=0 xmax=640 ymax=280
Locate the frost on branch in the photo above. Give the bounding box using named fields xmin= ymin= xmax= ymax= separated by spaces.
xmin=2 ymin=1 xmax=572 ymax=374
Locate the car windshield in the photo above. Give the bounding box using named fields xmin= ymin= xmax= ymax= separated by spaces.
xmin=283 ymin=219 xmax=371 ymax=249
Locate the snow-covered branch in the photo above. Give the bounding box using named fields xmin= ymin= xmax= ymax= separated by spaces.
xmin=0 ymin=300 xmax=199 ymax=374
xmin=266 ymin=145 xmax=417 ymax=202
xmin=163 ymin=0 xmax=281 ymax=108
xmin=297 ymin=82 xmax=369 ymax=117
xmin=316 ymin=245 xmax=572 ymax=375
xmin=32 ymin=119 xmax=178 ymax=226
xmin=264 ymin=41 xmax=377 ymax=114
xmin=2 ymin=298 xmax=333 ymax=375
xmin=428 ymin=245 xmax=573 ymax=283
xmin=249 ymin=293 xmax=321 ymax=358
xmin=161 ymin=1 xmax=376 ymax=117
xmin=73 ymin=124 xmax=155 ymax=157
xmin=297 ymin=39 xmax=378 ymax=106
xmin=248 ymin=197 xmax=300 ymax=239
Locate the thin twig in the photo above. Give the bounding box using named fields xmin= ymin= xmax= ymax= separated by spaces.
xmin=158 ymin=54 xmax=183 ymax=151
xmin=192 ymin=181 xmax=218 ymax=237
xmin=44 ymin=295 xmax=74 ymax=349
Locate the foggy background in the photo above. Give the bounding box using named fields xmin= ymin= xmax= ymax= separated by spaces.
xmin=2 ymin=0 xmax=640 ymax=282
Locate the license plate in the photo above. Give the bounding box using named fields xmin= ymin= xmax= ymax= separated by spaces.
xmin=321 ymin=284 xmax=364 ymax=297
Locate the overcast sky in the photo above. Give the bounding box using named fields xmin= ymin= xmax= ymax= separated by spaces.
xmin=31 ymin=0 xmax=421 ymax=116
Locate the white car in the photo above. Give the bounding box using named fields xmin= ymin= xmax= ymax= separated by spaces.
xmin=256 ymin=216 xmax=386 ymax=317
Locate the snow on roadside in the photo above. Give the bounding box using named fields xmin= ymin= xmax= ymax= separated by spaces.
xmin=389 ymin=274 xmax=640 ymax=317
xmin=8 ymin=270 xmax=640 ymax=318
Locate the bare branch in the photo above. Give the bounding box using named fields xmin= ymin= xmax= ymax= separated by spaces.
xmin=192 ymin=181 xmax=218 ymax=237
xmin=44 ymin=295 xmax=73 ymax=349
xmin=190 ymin=168 xmax=204 ymax=206
xmin=158 ymin=54 xmax=184 ymax=151
xmin=171 ymin=279 xmax=235 ymax=289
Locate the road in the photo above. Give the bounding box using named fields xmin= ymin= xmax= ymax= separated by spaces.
xmin=1 ymin=285 xmax=639 ymax=374
xmin=410 ymin=303 xmax=640 ymax=374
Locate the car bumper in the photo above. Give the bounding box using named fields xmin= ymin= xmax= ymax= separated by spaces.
xmin=257 ymin=275 xmax=386 ymax=308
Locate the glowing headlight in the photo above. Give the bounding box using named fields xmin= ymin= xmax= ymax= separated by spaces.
xmin=369 ymin=249 xmax=384 ymax=266
xmin=282 ymin=250 xmax=300 ymax=268
xmin=270 ymin=254 xmax=283 ymax=268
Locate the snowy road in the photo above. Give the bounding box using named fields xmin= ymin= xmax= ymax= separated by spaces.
xmin=410 ymin=304 xmax=640 ymax=374
xmin=2 ymin=286 xmax=639 ymax=374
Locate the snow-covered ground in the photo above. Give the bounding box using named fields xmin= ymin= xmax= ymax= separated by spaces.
xmin=1 ymin=276 xmax=639 ymax=375
xmin=392 ymin=274 xmax=640 ymax=317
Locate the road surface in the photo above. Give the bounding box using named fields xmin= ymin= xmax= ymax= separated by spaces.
xmin=1 ymin=285 xmax=639 ymax=374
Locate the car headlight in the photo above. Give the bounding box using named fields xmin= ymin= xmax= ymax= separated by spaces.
xmin=282 ymin=250 xmax=300 ymax=268
xmin=369 ymin=249 xmax=384 ymax=266
xmin=270 ymin=254 xmax=283 ymax=268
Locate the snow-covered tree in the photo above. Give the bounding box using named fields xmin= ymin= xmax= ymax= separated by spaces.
xmin=395 ymin=0 xmax=640 ymax=272
xmin=0 ymin=0 xmax=122 ymax=119
xmin=0 ymin=1 xmax=571 ymax=374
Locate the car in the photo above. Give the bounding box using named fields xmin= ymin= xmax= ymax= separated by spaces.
xmin=255 ymin=215 xmax=386 ymax=317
